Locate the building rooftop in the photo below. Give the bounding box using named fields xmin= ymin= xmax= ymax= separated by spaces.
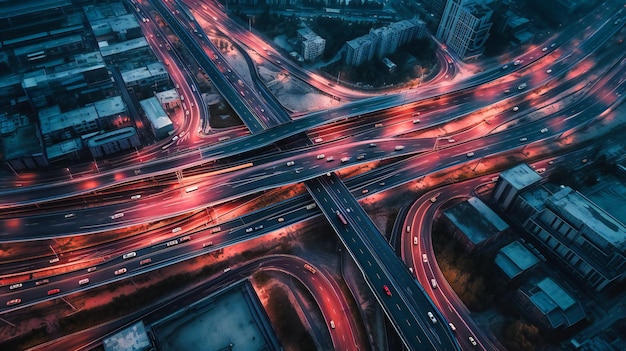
xmin=519 ymin=187 xmax=551 ymax=210
xmin=155 ymin=89 xmax=180 ymax=104
xmin=100 ymin=37 xmax=148 ymax=57
xmin=2 ymin=124 xmax=44 ymax=160
xmin=94 ymin=96 xmax=126 ymax=118
xmin=495 ymin=240 xmax=540 ymax=279
xmin=45 ymin=138 xmax=82 ymax=160
xmin=140 ymin=97 xmax=172 ymax=130
xmin=525 ymin=277 xmax=585 ymax=329
xmin=83 ymin=3 xmax=127 ymax=22
xmin=38 ymin=104 xmax=98 ymax=135
xmin=444 ymin=197 xmax=509 ymax=245
xmin=297 ymin=27 xmax=320 ymax=41
xmin=500 ymin=163 xmax=542 ymax=191
xmin=13 ymin=34 xmax=83 ymax=57
xmin=87 ymin=127 xmax=137 ymax=147
xmin=103 ymin=321 xmax=151 ymax=351
xmin=346 ymin=35 xmax=373 ymax=49
xmin=109 ymin=14 xmax=140 ymax=33
xmin=547 ymin=186 xmax=626 ymax=250
xmin=0 ymin=0 xmax=71 ymax=19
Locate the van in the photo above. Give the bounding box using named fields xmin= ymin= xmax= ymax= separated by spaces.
xmin=9 ymin=283 xmax=22 ymax=290
xmin=166 ymin=240 xmax=179 ymax=247
xmin=431 ymin=279 xmax=438 ymax=289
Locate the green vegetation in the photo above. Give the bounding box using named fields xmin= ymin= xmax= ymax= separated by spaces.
xmin=431 ymin=220 xmax=500 ymax=311
xmin=0 ymin=326 xmax=48 ymax=351
xmin=309 ymin=17 xmax=381 ymax=61
xmin=208 ymin=102 xmax=244 ymax=128
xmin=232 ymin=7 xmax=299 ymax=38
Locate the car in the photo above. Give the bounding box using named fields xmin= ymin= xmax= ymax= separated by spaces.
xmin=449 ymin=322 xmax=456 ymax=331
xmin=326 ymin=156 xmax=334 ymax=162
xmin=114 ymin=268 xmax=127 ymax=275
xmin=49 ymin=257 xmax=59 ymax=264
xmin=172 ymin=227 xmax=182 ymax=233
xmin=427 ymin=311 xmax=437 ymax=323
xmin=131 ymin=194 xmax=141 ymax=200
xmin=362 ymin=189 xmax=369 ymax=194
xmin=79 ymin=278 xmax=90 ymax=285
xmin=140 ymin=258 xmax=153 ymax=265
xmin=36 ymin=279 xmax=50 ymax=286
xmin=202 ymin=242 xmax=213 ymax=248
xmin=314 ymin=138 xmax=323 ymax=143
xmin=330 ymin=320 xmax=335 ymax=329
xmin=383 ymin=285 xmax=392 ymax=296
xmin=277 ymin=217 xmax=285 ymax=222
xmin=317 ymin=154 xmax=325 ymax=159
xmin=171 ymin=135 xmax=179 ymax=142
xmin=550 ymin=43 xmax=556 ymax=48
xmin=520 ymin=137 xmax=528 ymax=142
xmin=536 ymin=168 xmax=546 ymax=173
xmin=341 ymin=157 xmax=351 ymax=163
xmin=368 ymin=143 xmax=377 ymax=147
xmin=466 ymin=152 xmax=475 ymax=158
xmin=9 ymin=283 xmax=23 ymax=290
xmin=47 ymin=288 xmax=60 ymax=295
xmin=518 ymin=83 xmax=527 ymax=90
xmin=546 ymin=69 xmax=552 ymax=74
xmin=110 ymin=213 xmax=124 ymax=220
xmin=254 ymin=225 xmax=264 ymax=230
xmin=468 ymin=336 xmax=478 ymax=346
xmin=394 ymin=145 xmax=405 ymax=151
xmin=542 ymin=47 xmax=548 ymax=52
xmin=501 ymin=64 xmax=508 ymax=70
xmin=413 ymin=119 xmax=421 ymax=123
xmin=87 ymin=267 xmax=97 ymax=273
xmin=245 ymin=228 xmax=253 ymax=233
xmin=414 ymin=237 xmax=418 ymax=245
xmin=64 ymin=213 xmax=75 ymax=218
xmin=541 ymin=128 xmax=548 ymax=133
xmin=430 ymin=196 xmax=438 ymax=203
xmin=504 ymin=89 xmax=511 ymax=94
xmin=166 ymin=240 xmax=179 ymax=247
xmin=513 ymin=59 xmax=522 ymax=66
xmin=123 ymin=252 xmax=136 ymax=260
xmin=512 ymin=106 xmax=519 ymax=111
xmin=286 ymin=161 xmax=295 ymax=166
xmin=431 ymin=278 xmax=438 ymax=289
xmin=422 ymin=254 xmax=428 ymax=262
xmin=6 ymin=299 xmax=21 ymax=306
xmin=356 ymin=154 xmax=366 ymax=160
xmin=223 ymin=267 xmax=231 ymax=273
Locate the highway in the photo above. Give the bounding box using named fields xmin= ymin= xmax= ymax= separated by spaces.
xmin=1 ymin=0 xmax=625 ymax=350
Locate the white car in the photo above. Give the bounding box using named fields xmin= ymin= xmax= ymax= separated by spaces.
xmin=541 ymin=128 xmax=548 ymax=133
xmin=520 ymin=137 xmax=528 ymax=142
xmin=422 ymin=254 xmax=428 ymax=262
xmin=449 ymin=322 xmax=456 ymax=331
xmin=245 ymin=228 xmax=253 ymax=233
xmin=518 ymin=83 xmax=527 ymax=90
xmin=513 ymin=59 xmax=522 ymax=66
xmin=469 ymin=336 xmax=478 ymax=346
xmin=542 ymin=47 xmax=548 ymax=52
xmin=427 ymin=311 xmax=437 ymax=323
xmin=512 ymin=106 xmax=519 ymax=111
xmin=466 ymin=152 xmax=475 ymax=158
xmin=546 ymin=69 xmax=552 ymax=74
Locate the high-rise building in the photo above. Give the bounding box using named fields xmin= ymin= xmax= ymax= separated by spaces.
xmin=436 ymin=0 xmax=494 ymax=60
xmin=297 ymin=28 xmax=326 ymax=61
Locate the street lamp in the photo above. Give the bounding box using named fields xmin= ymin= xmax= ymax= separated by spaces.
xmin=65 ymin=167 xmax=73 ymax=180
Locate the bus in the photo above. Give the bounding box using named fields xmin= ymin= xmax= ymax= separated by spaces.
xmin=336 ymin=211 xmax=348 ymax=225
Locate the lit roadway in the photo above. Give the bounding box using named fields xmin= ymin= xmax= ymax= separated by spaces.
xmin=21 ymin=255 xmax=359 ymax=351
xmin=1 ymin=0 xmax=625 ymax=349
xmin=307 ymin=174 xmax=459 ymax=350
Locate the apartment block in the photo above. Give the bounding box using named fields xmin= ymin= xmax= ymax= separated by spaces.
xmin=436 ymin=0 xmax=494 ymax=60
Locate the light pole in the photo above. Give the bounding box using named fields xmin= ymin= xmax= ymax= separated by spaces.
xmin=65 ymin=167 xmax=72 ymax=180
xmin=472 ymin=156 xmax=483 ymax=172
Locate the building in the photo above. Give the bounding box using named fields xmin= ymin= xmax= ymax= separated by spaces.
xmin=297 ymin=28 xmax=325 ymax=61
xmin=344 ymin=18 xmax=426 ymax=66
xmin=155 ymin=89 xmax=181 ymax=110
xmin=99 ymin=37 xmax=150 ymax=63
xmin=121 ymin=62 xmax=169 ymax=90
xmin=442 ymin=196 xmax=510 ymax=251
xmin=2 ymin=124 xmax=48 ymax=170
xmin=89 ymin=14 xmax=142 ymax=42
xmin=140 ymin=97 xmax=173 ymax=140
xmin=492 ymin=163 xmax=543 ymax=211
xmin=515 ymin=277 xmax=586 ymax=330
xmin=436 ymin=0 xmax=494 ymax=60
xmin=87 ymin=127 xmax=140 ymax=158
xmin=494 ymin=164 xmax=626 ymax=292
xmin=495 ymin=240 xmax=541 ymax=280
xmin=523 ymin=186 xmax=626 ymax=292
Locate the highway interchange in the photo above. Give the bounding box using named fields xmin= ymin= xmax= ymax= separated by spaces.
xmin=1 ymin=0 xmax=626 ymax=350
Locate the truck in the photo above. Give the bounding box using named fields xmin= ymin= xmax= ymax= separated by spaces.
xmin=336 ymin=210 xmax=348 ymax=225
